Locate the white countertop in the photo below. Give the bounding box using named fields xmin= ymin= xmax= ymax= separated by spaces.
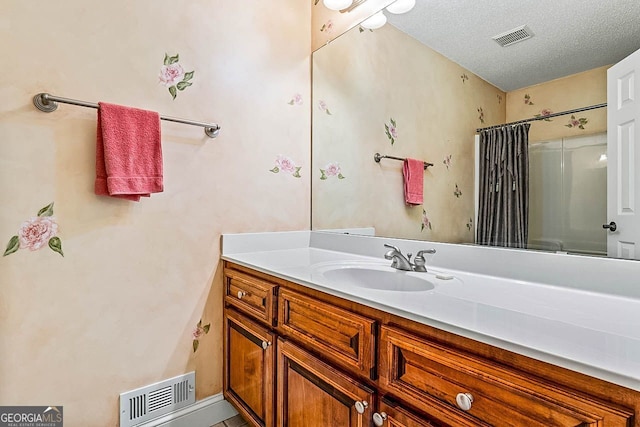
xmin=221 ymin=231 xmax=640 ymax=392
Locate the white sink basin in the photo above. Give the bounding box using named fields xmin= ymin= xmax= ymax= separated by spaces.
xmin=313 ymin=262 xmax=436 ymax=292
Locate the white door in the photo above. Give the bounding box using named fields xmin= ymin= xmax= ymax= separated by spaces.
xmin=607 ymin=47 xmax=640 ymax=259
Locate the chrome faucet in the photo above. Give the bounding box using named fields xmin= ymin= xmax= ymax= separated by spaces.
xmin=384 ymin=244 xmax=436 ymax=272
xmin=384 ymin=244 xmax=413 ymax=271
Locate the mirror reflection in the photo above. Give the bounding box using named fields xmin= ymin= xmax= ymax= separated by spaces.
xmin=311 ymin=0 xmax=640 ymax=260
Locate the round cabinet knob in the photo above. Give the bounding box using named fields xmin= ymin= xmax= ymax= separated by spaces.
xmin=261 ymin=341 xmax=272 ymax=350
xmin=372 ymin=412 xmax=388 ymax=426
xmin=456 ymin=393 xmax=474 ymax=411
xmin=354 ymin=400 xmax=368 ymax=414
xmin=237 ymin=291 xmax=246 ymax=299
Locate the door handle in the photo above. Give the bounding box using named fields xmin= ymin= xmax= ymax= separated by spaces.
xmin=603 ymin=221 xmax=617 ymax=232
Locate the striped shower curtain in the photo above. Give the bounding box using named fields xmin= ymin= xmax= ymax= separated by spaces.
xmin=477 ymin=124 xmax=530 ymax=248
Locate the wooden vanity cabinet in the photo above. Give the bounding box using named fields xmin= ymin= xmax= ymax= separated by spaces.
xmin=223 ymin=262 xmax=639 ymax=427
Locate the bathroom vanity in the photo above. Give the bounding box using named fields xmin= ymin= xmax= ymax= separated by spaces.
xmin=221 ymin=231 xmax=640 ymax=427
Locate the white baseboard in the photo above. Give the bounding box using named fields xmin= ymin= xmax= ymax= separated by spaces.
xmin=136 ymin=393 xmax=238 ymax=427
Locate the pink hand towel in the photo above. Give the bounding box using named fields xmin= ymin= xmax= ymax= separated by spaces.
xmin=403 ymin=158 xmax=424 ymax=205
xmin=95 ymin=102 xmax=163 ymax=201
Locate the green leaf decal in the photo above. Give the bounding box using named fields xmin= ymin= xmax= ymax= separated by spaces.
xmin=390 ymin=118 xmax=396 ymax=127
xmin=197 ymin=319 xmax=202 ymax=327
xmin=163 ymin=53 xmax=170 ymax=66
xmin=203 ymin=324 xmax=210 ymax=334
xmin=169 ymin=86 xmax=177 ymax=99
xmin=338 ymin=173 xmax=345 ymax=179
xmin=48 ymin=237 xmax=64 ymax=257
xmin=320 ymin=170 xmax=327 ymax=180
xmin=270 ymin=166 xmax=279 ymax=173
xmin=288 ymin=100 xmax=294 ymax=105
xmin=38 ymin=202 xmax=54 ymax=217
xmin=325 ymin=109 xmax=332 ymax=115
xmin=293 ymin=167 xmax=302 ymax=178
xmin=3 ymin=235 xmax=19 ymax=257
xmin=176 ymin=81 xmax=193 ymax=91
xmin=168 ymin=54 xmax=179 ymax=65
xmin=183 ymin=71 xmax=194 ymax=81
xmin=193 ymin=340 xmax=199 ymax=352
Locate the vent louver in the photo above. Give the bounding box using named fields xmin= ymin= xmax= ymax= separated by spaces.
xmin=492 ymin=25 xmax=534 ymax=47
xmin=120 ymin=372 xmax=195 ymax=427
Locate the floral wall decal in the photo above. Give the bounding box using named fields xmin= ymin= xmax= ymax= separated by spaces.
xmin=270 ymin=155 xmax=302 ymax=178
xmin=534 ymin=108 xmax=554 ymax=122
xmin=466 ymin=217 xmax=473 ymax=231
xmin=4 ymin=202 xmax=63 ymax=257
xmin=443 ymin=154 xmax=452 ymax=170
xmin=314 ymin=0 xmax=319 ymax=4
xmin=320 ymin=162 xmax=345 ymax=180
xmin=159 ymin=53 xmax=194 ymax=100
xmin=192 ymin=319 xmax=210 ymax=352
xmin=454 ymin=184 xmax=462 ymax=198
xmin=565 ymin=115 xmax=588 ymax=130
xmin=497 ymin=94 xmax=503 ymax=104
xmin=358 ymin=26 xmax=373 ymax=33
xmin=524 ymin=94 xmax=534 ymax=105
xmin=318 ymin=100 xmax=332 ymax=115
xmin=421 ymin=210 xmax=432 ymax=231
xmin=288 ymin=93 xmax=303 ymax=106
xmin=385 ymin=118 xmax=397 ymax=145
xmin=460 ymin=74 xmax=469 ymax=84
xmin=477 ymin=107 xmax=484 ymax=124
xmin=320 ymin=20 xmax=334 ymax=35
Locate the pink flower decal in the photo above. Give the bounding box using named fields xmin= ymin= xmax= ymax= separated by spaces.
xmin=443 ymin=155 xmax=452 ymax=170
xmin=524 ymin=94 xmax=534 ymax=105
xmin=534 ymin=108 xmax=553 ymax=122
xmin=497 ymin=94 xmax=503 ymax=104
xmin=318 ymin=100 xmax=332 ymax=115
xmin=192 ymin=319 xmax=210 ymax=352
xmin=461 ymin=74 xmax=469 ymax=84
xmin=385 ymin=118 xmax=397 ymax=145
xmin=288 ymin=93 xmax=303 ymax=106
xmin=320 ymin=20 xmax=334 ymax=35
xmin=270 ymin=155 xmax=302 ymax=178
xmin=477 ymin=107 xmax=485 ymax=124
xmin=159 ymin=53 xmax=194 ymax=100
xmin=320 ymin=162 xmax=345 ymax=180
xmin=4 ymin=202 xmax=63 ymax=257
xmin=421 ymin=209 xmax=432 ymax=231
xmin=565 ymin=115 xmax=588 ymax=130
xmin=454 ymin=184 xmax=462 ymax=198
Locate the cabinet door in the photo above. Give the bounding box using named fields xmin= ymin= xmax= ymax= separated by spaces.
xmin=277 ymin=338 xmax=375 ymax=427
xmin=373 ymin=397 xmax=439 ymax=427
xmin=224 ymin=309 xmax=275 ymax=427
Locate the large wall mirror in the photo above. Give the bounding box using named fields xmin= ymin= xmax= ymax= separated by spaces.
xmin=311 ymin=0 xmax=640 ymax=260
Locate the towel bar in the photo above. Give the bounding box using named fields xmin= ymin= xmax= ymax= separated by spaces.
xmin=32 ymin=92 xmax=221 ymax=138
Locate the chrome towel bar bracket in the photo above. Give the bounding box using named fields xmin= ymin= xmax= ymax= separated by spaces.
xmin=374 ymin=152 xmax=433 ymax=170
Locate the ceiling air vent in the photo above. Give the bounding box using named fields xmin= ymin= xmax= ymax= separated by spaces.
xmin=492 ymin=25 xmax=534 ymax=47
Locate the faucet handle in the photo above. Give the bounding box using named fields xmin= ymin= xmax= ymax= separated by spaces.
xmin=416 ymin=249 xmax=436 ymax=257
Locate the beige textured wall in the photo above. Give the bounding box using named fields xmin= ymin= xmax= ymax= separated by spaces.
xmin=312 ymin=24 xmax=505 ymax=243
xmin=0 ymin=2 xmax=310 ymax=426
xmin=506 ymin=65 xmax=608 ymax=142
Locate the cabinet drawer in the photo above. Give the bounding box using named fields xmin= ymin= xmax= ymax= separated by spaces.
xmin=380 ymin=326 xmax=633 ymax=427
xmin=278 ymin=288 xmax=376 ymax=378
xmin=225 ymin=269 xmax=277 ymax=325
xmin=375 ymin=397 xmax=440 ymax=427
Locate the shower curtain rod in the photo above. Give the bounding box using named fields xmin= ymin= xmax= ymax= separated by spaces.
xmin=476 ymin=102 xmax=607 ymax=133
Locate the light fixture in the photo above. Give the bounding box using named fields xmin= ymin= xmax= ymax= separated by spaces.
xmin=360 ymin=11 xmax=387 ymax=30
xmin=323 ymin=0 xmax=353 ymax=11
xmin=385 ymin=0 xmax=416 ymax=14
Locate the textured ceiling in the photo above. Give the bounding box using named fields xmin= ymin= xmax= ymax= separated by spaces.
xmin=386 ymin=0 xmax=640 ymax=91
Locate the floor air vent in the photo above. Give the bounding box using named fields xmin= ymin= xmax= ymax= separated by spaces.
xmin=492 ymin=25 xmax=534 ymax=47
xmin=120 ymin=372 xmax=195 ymax=427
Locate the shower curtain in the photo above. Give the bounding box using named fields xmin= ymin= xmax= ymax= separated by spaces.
xmin=477 ymin=124 xmax=530 ymax=248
